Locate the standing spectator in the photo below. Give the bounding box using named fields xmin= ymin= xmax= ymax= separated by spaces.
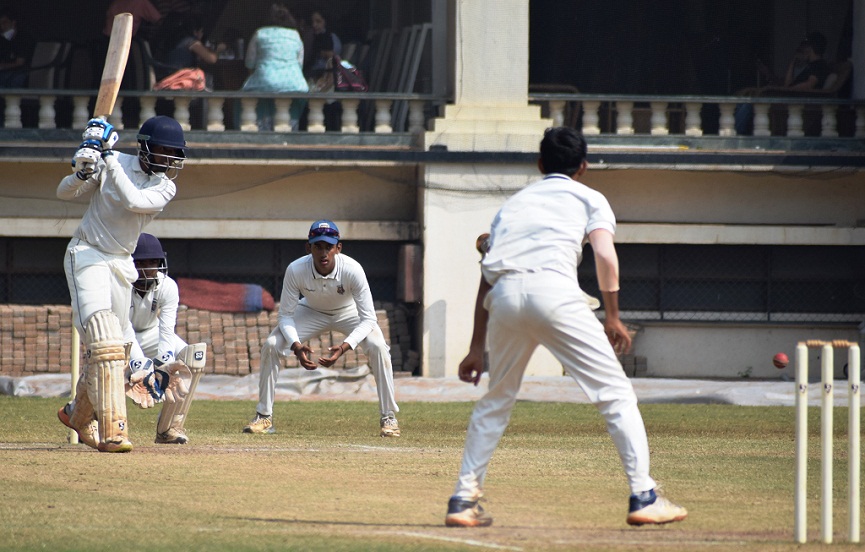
xmin=243 ymin=220 xmax=400 ymax=438
xmin=241 ymin=3 xmax=308 ymax=130
xmin=444 ymin=127 xmax=687 ymax=528
xmin=103 ymin=0 xmax=163 ymax=38
xmin=0 ymin=7 xmax=34 ymax=88
xmin=56 ymin=116 xmax=186 ymax=453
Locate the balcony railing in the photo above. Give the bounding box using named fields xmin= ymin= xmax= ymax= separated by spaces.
xmin=2 ymin=89 xmax=864 ymax=141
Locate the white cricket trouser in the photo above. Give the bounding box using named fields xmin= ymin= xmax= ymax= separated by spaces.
xmin=130 ymin=325 xmax=188 ymax=360
xmin=256 ymin=304 xmax=398 ymax=417
xmin=64 ymin=238 xmax=136 ymax=339
xmin=454 ymin=273 xmax=656 ymax=499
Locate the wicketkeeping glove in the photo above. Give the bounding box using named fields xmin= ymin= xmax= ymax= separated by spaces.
xmin=82 ymin=118 xmax=119 ymax=150
xmin=71 ymin=139 xmax=102 ymax=177
xmin=125 ymin=358 xmax=168 ymax=409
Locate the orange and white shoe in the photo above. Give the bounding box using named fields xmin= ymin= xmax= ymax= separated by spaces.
xmin=445 ymin=497 xmax=493 ymax=527
xmin=57 ymin=404 xmax=98 ymax=449
xmin=626 ymin=489 xmax=688 ymax=526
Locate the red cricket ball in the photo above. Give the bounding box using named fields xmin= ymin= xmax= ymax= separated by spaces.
xmin=773 ymin=352 xmax=789 ymax=369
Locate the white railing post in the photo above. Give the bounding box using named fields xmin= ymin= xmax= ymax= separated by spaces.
xmin=307 ymin=99 xmax=325 ymax=132
xmin=342 ymin=98 xmax=360 ymax=133
xmin=38 ymin=96 xmax=57 ymax=129
xmin=72 ymin=96 xmax=90 ymax=128
xmin=787 ymin=104 xmax=804 ymax=137
xmin=548 ymin=100 xmax=565 ymax=127
xmin=4 ymin=95 xmax=21 ymax=128
xmin=112 ymin=103 xmax=124 ymax=130
xmin=374 ymin=99 xmax=392 ymax=133
xmin=615 ymin=101 xmax=634 ymax=135
xmin=820 ymin=104 xmax=838 ymax=137
xmin=174 ymin=97 xmax=192 ymax=130
xmin=856 ymin=106 xmax=865 ymax=138
xmin=753 ymin=103 xmax=771 ymax=137
xmin=580 ymin=100 xmax=599 ymax=135
xmin=684 ymin=102 xmax=702 ymax=136
xmin=408 ymin=100 xmax=425 ymax=133
xmin=273 ymin=97 xmax=292 ymax=132
xmin=140 ymin=96 xmax=157 ymax=122
xmin=206 ymin=96 xmax=225 ymax=131
xmin=240 ymin=97 xmax=258 ymax=131
xmin=719 ymin=103 xmax=735 ymax=136
xmin=649 ymin=101 xmax=668 ymax=135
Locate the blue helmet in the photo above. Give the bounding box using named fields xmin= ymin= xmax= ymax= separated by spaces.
xmin=137 ymin=116 xmax=187 ymax=179
xmin=132 ymin=233 xmax=168 ymax=291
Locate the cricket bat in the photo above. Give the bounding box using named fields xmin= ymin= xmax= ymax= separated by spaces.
xmin=93 ymin=12 xmax=133 ymax=120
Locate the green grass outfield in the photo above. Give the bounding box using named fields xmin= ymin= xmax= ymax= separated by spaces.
xmin=0 ymin=397 xmax=862 ymax=551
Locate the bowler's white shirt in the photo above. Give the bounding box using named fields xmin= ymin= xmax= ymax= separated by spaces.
xmin=57 ymin=152 xmax=176 ymax=256
xmin=277 ymin=253 xmax=378 ymax=349
xmin=481 ymin=173 xmax=616 ymax=285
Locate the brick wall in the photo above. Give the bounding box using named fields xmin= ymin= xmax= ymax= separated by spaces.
xmin=0 ymin=303 xmax=418 ymax=377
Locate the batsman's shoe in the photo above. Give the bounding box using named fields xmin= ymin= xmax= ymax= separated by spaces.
xmin=243 ymin=413 xmax=274 ymax=434
xmin=626 ymin=489 xmax=688 ymax=526
xmin=380 ymin=414 xmax=400 ymax=437
xmin=155 ymin=427 xmax=189 ymax=445
xmin=97 ymin=437 xmax=133 ymax=453
xmin=57 ymin=404 xmax=98 ymax=449
xmin=445 ymin=497 xmax=493 ymax=527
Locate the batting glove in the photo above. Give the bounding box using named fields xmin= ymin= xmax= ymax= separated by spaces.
xmin=82 ymin=118 xmax=119 ymax=150
xmin=72 ymin=139 xmax=102 ymax=177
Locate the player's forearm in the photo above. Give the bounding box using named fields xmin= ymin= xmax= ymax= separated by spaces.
xmin=468 ymin=277 xmax=491 ymax=351
xmin=601 ymin=290 xmax=623 ymax=321
xmin=105 ymin=157 xmax=175 ymax=212
xmin=57 ymin=172 xmax=97 ymax=200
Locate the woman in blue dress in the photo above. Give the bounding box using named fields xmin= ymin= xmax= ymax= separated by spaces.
xmin=242 ymin=3 xmax=308 ymax=130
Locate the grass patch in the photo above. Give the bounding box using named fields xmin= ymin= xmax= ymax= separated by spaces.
xmin=0 ymin=397 xmax=861 ymax=551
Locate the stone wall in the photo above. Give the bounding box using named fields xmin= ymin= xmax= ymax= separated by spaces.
xmin=0 ymin=303 xmax=418 ymax=377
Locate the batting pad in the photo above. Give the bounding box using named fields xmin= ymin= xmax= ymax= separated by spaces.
xmin=85 ymin=310 xmax=129 ymax=444
xmin=68 ymin=373 xmax=99 ymax=449
xmin=157 ymin=343 xmax=206 ymax=434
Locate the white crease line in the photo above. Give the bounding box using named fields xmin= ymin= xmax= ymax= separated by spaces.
xmin=385 ymin=531 xmax=523 ymax=551
xmin=554 ymin=539 xmax=749 ymax=547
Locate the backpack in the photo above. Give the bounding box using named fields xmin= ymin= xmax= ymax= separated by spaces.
xmin=333 ymin=56 xmax=368 ymax=92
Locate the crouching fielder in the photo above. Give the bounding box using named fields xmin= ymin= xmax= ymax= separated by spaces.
xmin=127 ymin=233 xmax=206 ymax=444
xmin=57 ymin=116 xmax=186 ymax=453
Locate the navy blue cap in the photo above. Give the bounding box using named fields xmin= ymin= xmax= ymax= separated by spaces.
xmin=308 ymin=220 xmax=340 ymax=244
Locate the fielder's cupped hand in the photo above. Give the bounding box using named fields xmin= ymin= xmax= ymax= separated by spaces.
xmin=604 ymin=318 xmax=633 ymax=356
xmin=458 ymin=350 xmax=485 ymax=386
xmin=292 ymin=342 xmax=318 ymax=370
xmin=318 ymin=345 xmax=345 ymax=368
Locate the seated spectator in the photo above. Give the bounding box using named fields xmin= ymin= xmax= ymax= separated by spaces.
xmin=0 ymin=7 xmax=34 ymax=88
xmin=303 ymin=9 xmax=342 ymax=80
xmin=241 ymin=3 xmax=308 ymax=131
xmin=735 ymin=32 xmax=831 ymax=135
xmin=155 ymin=13 xmax=224 ymax=84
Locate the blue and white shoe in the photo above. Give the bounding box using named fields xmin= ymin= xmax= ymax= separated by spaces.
xmin=445 ymin=497 xmax=493 ymax=527
xmin=626 ymin=488 xmax=688 ymax=526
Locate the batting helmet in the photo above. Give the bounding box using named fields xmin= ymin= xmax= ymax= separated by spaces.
xmin=137 ymin=116 xmax=187 ymax=179
xmin=132 ymin=233 xmax=168 ymax=292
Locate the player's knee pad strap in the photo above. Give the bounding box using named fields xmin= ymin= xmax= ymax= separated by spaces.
xmin=84 ymin=310 xmax=129 ymax=442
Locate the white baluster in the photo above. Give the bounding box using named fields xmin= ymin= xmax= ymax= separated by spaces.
xmin=787 ymin=104 xmax=804 ymax=137
xmin=206 ymin=97 xmax=225 ymax=131
xmin=548 ymin=100 xmax=565 ymax=127
xmin=38 ymin=96 xmax=57 ymax=129
xmin=684 ymin=102 xmax=702 ymax=136
xmin=581 ymin=100 xmax=600 ymax=135
xmin=718 ymin=103 xmax=735 ymax=136
xmin=374 ymin=99 xmax=392 ymax=133
xmin=174 ymin=97 xmax=191 ymax=130
xmin=753 ymin=103 xmax=771 ymax=136
xmin=240 ymin=97 xmax=258 ymax=131
xmin=140 ymin=96 xmax=157 ymax=122
xmin=307 ymin=99 xmax=325 ymax=132
xmin=273 ymin=98 xmax=292 ymax=132
xmin=408 ymin=100 xmax=425 ymax=133
xmin=111 ymin=104 xmax=124 ymax=130
xmin=4 ymin=95 xmax=21 ymax=129
xmin=820 ymin=104 xmax=838 ymax=137
xmin=615 ymin=101 xmax=634 ymax=135
xmin=342 ymin=98 xmax=360 ymax=133
xmin=72 ymin=96 xmax=90 ymax=128
xmin=856 ymin=107 xmax=865 ymax=138
xmin=649 ymin=101 xmax=668 ymax=136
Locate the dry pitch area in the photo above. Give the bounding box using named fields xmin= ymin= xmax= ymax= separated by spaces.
xmin=1 ymin=397 xmax=862 ymax=551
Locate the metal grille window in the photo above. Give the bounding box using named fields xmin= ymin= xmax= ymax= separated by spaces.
xmin=578 ymin=244 xmax=865 ymax=324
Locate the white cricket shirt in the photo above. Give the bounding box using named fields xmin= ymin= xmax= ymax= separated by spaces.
xmin=57 ymin=152 xmax=176 ymax=256
xmin=481 ymin=173 xmax=616 ymax=285
xmin=277 ymin=253 xmax=378 ymax=349
xmin=129 ymin=272 xmax=180 ymax=356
